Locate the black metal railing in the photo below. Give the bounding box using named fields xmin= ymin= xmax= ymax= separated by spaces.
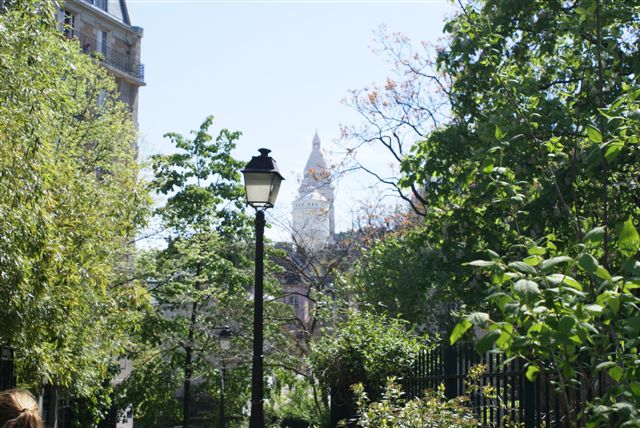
xmin=403 ymin=342 xmax=607 ymax=427
xmin=68 ymin=31 xmax=144 ymax=81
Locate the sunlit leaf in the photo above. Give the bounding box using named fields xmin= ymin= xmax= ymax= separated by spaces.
xmin=586 ymin=125 xmax=602 ymax=143
xmin=619 ymin=217 xmax=640 ymax=257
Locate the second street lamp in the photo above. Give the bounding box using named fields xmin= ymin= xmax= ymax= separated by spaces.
xmin=241 ymin=148 xmax=284 ymax=428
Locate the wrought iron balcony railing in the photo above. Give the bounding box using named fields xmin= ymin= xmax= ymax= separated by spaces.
xmin=68 ymin=30 xmax=145 ymax=82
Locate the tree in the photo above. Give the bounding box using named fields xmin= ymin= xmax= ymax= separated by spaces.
xmin=346 ymin=1 xmax=640 ymax=424
xmin=0 ymin=1 xmax=150 ymax=422
xmin=349 ymin=224 xmax=451 ymax=330
xmin=120 ymin=117 xmax=258 ymax=427
xmin=310 ymin=310 xmax=430 ymax=426
xmin=344 ymin=0 xmax=640 ymax=308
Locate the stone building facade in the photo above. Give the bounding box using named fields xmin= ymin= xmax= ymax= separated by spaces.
xmin=57 ymin=0 xmax=145 ymax=128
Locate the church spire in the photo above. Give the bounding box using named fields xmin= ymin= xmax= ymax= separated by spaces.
xmin=294 ymin=131 xmax=336 ymax=240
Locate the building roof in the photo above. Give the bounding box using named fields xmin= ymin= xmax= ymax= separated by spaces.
xmin=298 ymin=131 xmax=333 ymax=194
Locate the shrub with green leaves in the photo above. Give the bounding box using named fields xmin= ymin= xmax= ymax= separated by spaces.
xmin=311 ymin=310 xmax=429 ymax=401
xmin=350 ymin=379 xmax=477 ymax=428
xmin=452 ymin=219 xmax=640 ymax=427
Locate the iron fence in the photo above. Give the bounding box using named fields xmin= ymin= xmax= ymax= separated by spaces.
xmin=404 ymin=342 xmax=609 ymax=427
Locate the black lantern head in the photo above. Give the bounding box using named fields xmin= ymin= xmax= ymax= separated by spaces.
xmin=241 ymin=148 xmax=284 ymax=209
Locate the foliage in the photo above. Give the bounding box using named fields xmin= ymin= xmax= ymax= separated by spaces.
xmin=310 ymin=310 xmax=429 ymax=400
xmin=344 ymin=1 xmax=640 ymax=425
xmin=349 ymin=225 xmax=451 ymax=329
xmin=350 ymin=379 xmax=477 ymax=428
xmin=150 ymin=115 xmax=248 ymax=235
xmin=453 ymin=220 xmax=640 ymax=427
xmin=264 ymin=368 xmax=326 ymax=426
xmin=345 ymin=0 xmax=640 ymax=312
xmin=119 ymin=118 xmax=254 ymax=427
xmin=0 ymin=0 xmax=150 ymax=419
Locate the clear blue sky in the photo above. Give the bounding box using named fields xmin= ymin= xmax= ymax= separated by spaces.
xmin=128 ymin=0 xmax=455 ymax=240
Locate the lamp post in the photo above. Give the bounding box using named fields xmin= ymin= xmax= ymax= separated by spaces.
xmin=241 ymin=148 xmax=284 ymax=428
xmin=218 ymin=326 xmax=232 ymax=428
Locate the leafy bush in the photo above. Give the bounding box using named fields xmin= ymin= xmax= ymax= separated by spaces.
xmin=349 ymin=379 xmax=477 ymax=428
xmin=453 ymin=220 xmax=640 ymax=427
xmin=310 ymin=310 xmax=429 ymax=400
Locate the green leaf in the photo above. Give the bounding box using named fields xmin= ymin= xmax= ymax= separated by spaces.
xmin=604 ymin=141 xmax=623 ymax=163
xmin=523 ymin=255 xmax=542 ymax=266
xmin=495 ymin=125 xmax=505 ymax=140
xmin=514 ymin=279 xmax=540 ymax=300
xmin=495 ymin=294 xmax=515 ymax=312
xmin=492 ymin=272 xmax=515 ymax=285
xmin=527 ymin=322 xmax=544 ymax=335
xmin=558 ymin=316 xmax=575 ymax=333
xmin=525 ymin=365 xmax=540 ymax=381
xmin=587 ymin=125 xmax=602 ymax=143
xmin=546 ymin=274 xmax=582 ymax=290
xmin=608 ymin=365 xmax=624 ymax=382
xmin=585 ymin=304 xmax=603 ymax=314
xmin=468 ymin=312 xmax=490 ymax=327
xmin=508 ymin=261 xmax=537 ymax=275
xmin=495 ymin=323 xmax=513 ymax=349
xmin=630 ymin=383 xmax=640 ymax=397
xmin=476 ymin=329 xmax=501 ymax=354
xmin=527 ymin=246 xmax=546 ymax=256
xmin=607 ymin=295 xmax=621 ymax=315
xmin=577 ymin=253 xmax=599 ymax=274
xmin=486 ymin=249 xmax=501 ymax=260
xmin=450 ymin=319 xmax=472 ymax=345
xmin=619 ymin=217 xmax=640 ymax=257
xmin=481 ymin=157 xmax=494 ymax=174
xmin=595 ymin=265 xmax=613 ymax=282
xmin=596 ymin=361 xmax=616 ymax=370
xmin=466 ymin=260 xmax=496 ymax=267
xmin=584 ymin=226 xmax=606 ymax=246
xmin=541 ymin=256 xmax=574 ymax=272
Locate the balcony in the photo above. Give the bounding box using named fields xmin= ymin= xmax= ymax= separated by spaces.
xmin=70 ymin=30 xmax=145 ymax=82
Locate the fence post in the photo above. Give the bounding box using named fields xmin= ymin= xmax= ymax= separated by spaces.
xmin=330 ymin=384 xmax=355 ymax=427
xmin=0 ymin=347 xmax=15 ymax=390
xmin=523 ymin=376 xmax=536 ymax=428
xmin=443 ymin=344 xmax=458 ymax=399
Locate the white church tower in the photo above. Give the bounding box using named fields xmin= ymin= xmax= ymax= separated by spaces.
xmin=292 ymin=131 xmax=335 ymax=250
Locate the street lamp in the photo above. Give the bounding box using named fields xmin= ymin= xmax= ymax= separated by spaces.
xmin=241 ymin=148 xmax=284 ymax=428
xmin=219 ymin=325 xmax=232 ymax=351
xmin=218 ymin=326 xmax=232 ymax=428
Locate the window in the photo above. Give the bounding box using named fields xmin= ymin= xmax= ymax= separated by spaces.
xmin=97 ymin=30 xmax=107 ymax=56
xmin=85 ymin=0 xmax=107 ymax=11
xmin=287 ymin=296 xmax=299 ymax=310
xmin=96 ymin=90 xmax=107 ymax=107
xmin=63 ymin=10 xmax=75 ymax=38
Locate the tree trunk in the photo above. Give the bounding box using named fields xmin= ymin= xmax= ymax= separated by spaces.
xmin=182 ymin=301 xmax=198 ymax=428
